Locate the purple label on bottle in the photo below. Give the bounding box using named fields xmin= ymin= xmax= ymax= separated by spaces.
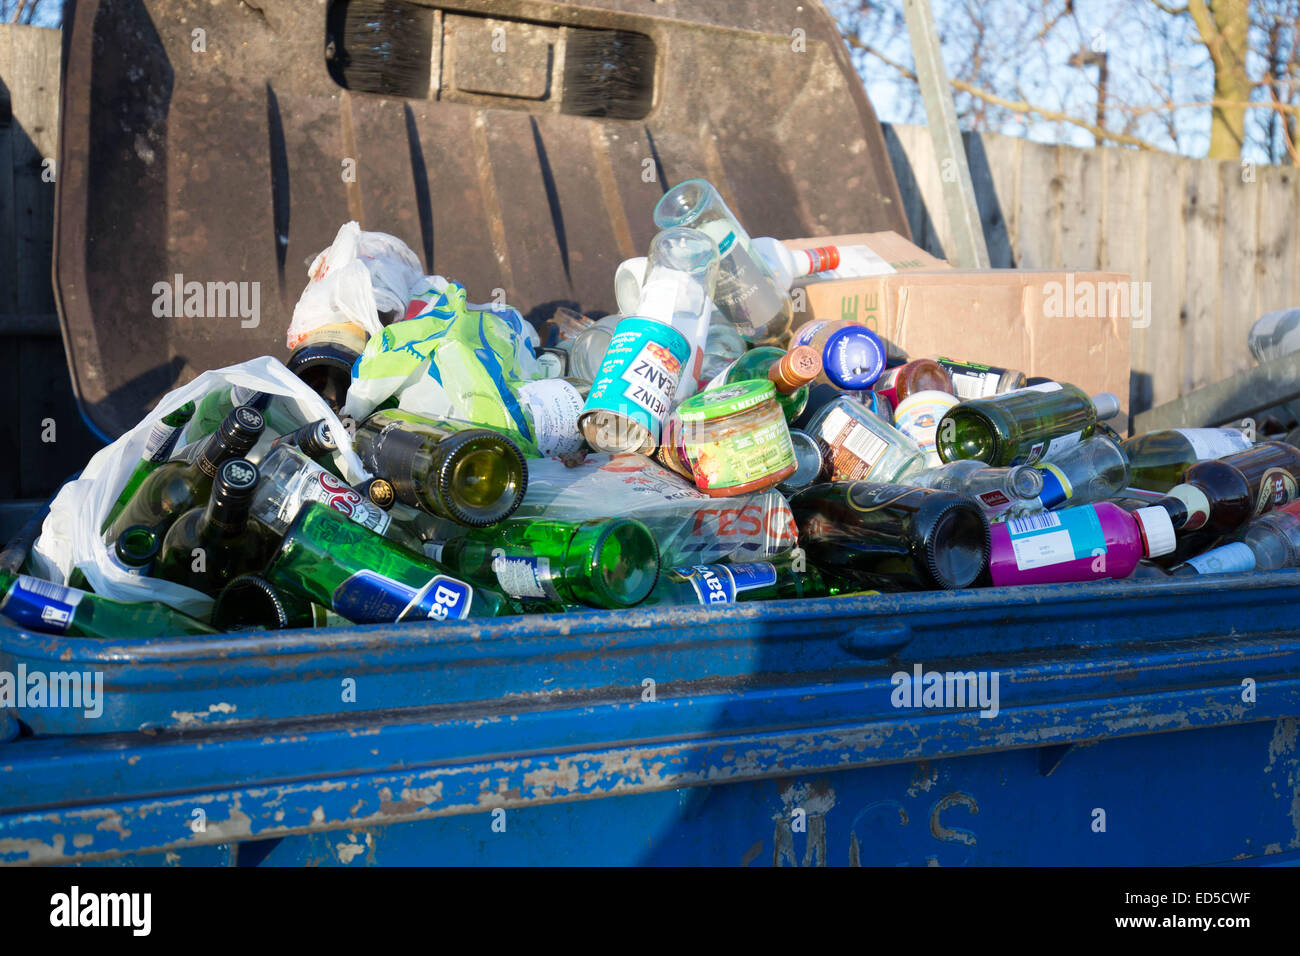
xmin=0 ymin=575 xmax=82 ymax=634
xmin=679 ymin=562 xmax=777 ymax=605
xmin=332 ymin=570 xmax=473 ymax=623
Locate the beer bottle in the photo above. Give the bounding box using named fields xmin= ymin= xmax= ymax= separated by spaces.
xmin=262 ymin=502 xmax=507 ymax=623
xmin=68 ymin=525 xmax=161 ymax=592
xmin=426 ymin=517 xmax=660 ymax=610
xmin=1120 ymin=428 xmax=1253 ymax=492
xmin=639 ymin=553 xmax=828 ymax=606
xmin=0 ymin=569 xmax=217 ymax=638
xmin=1155 ymin=441 xmax=1300 ymax=535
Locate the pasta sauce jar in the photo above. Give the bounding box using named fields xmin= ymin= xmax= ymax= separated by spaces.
xmin=677 ymin=380 xmax=797 ymax=496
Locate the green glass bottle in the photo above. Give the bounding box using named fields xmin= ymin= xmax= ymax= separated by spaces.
xmin=1120 ymin=428 xmax=1254 ymax=492
xmin=188 ymin=384 xmax=298 ymax=440
xmin=101 ymin=402 xmax=196 ymax=532
xmin=352 ymin=409 xmax=528 ymax=527
xmin=703 ymin=345 xmax=822 ymax=423
xmin=68 ymin=525 xmax=161 ymax=592
xmin=104 ymin=406 xmax=265 ymax=543
xmin=426 ymin=517 xmax=660 ymax=609
xmin=936 ymin=382 xmax=1121 ymax=467
xmin=155 ymin=459 xmax=274 ymax=596
xmin=262 ymin=501 xmax=508 ymax=623
xmin=0 ymin=569 xmax=218 ymax=638
xmin=639 ymin=553 xmax=828 ymax=607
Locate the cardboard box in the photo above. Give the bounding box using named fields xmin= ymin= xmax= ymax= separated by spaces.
xmin=784 ymin=233 xmax=1132 ymax=413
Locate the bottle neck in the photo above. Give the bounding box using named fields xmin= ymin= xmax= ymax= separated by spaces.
xmin=201 ymin=490 xmax=253 ymax=541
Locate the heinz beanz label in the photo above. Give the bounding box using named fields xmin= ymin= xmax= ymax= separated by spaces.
xmin=581 ymin=317 xmax=690 ymax=441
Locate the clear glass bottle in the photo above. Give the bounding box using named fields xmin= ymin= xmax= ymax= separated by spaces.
xmin=803 ymin=396 xmax=926 ymax=483
xmin=936 ymin=358 xmax=1027 ymax=400
xmin=653 ymin=179 xmax=792 ymax=345
xmin=902 ymin=458 xmax=1045 ymax=517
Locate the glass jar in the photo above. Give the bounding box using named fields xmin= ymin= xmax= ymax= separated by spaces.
xmin=677 ymin=380 xmax=797 ymax=497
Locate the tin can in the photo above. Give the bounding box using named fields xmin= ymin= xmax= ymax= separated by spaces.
xmin=579 ymin=317 xmax=691 ymax=453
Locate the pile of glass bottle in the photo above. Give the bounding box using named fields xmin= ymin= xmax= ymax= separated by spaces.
xmin=5 ymin=176 xmax=1300 ymax=639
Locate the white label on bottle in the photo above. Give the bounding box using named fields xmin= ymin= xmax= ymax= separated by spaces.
xmin=1006 ymin=512 xmax=1075 ymax=570
xmin=491 ymin=553 xmax=562 ymax=601
xmin=793 ymin=321 xmax=831 ymax=347
xmin=425 ymin=542 xmax=445 ymax=563
xmin=278 ymin=464 xmax=392 ymax=536
xmin=823 ymin=407 xmax=889 ymax=473
xmin=1042 ymin=430 xmax=1083 ymax=460
xmin=795 ymin=244 xmax=896 ymax=283
xmin=949 ymin=370 xmax=1001 ymax=400
xmin=636 ymin=278 xmax=679 ymax=324
xmin=1022 ymin=382 xmax=1063 ymax=394
xmin=143 ymin=419 xmax=183 ymax=462
xmin=1185 ymin=541 xmax=1256 ymax=575
xmin=1174 ymin=428 xmax=1253 ymax=461
xmin=518 ymin=379 xmax=585 ymax=456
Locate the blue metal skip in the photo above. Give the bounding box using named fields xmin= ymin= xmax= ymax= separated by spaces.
xmin=2 ymin=573 xmax=1299 ymax=865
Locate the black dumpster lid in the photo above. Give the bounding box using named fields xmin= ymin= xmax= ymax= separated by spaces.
xmin=54 ymin=0 xmax=908 ymax=438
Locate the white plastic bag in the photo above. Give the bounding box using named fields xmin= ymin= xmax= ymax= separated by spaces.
xmin=286 ymin=222 xmax=424 ymax=349
xmin=30 ymin=357 xmax=367 ymax=619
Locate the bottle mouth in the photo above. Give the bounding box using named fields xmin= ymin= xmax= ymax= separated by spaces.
xmin=437 ymin=432 xmax=528 ymax=527
xmin=937 ymin=412 xmax=998 ymax=465
xmin=1010 ymin=466 xmax=1045 ymax=498
xmin=567 ymin=519 xmax=660 ymax=608
xmin=287 ymin=346 xmax=357 ymax=412
xmin=116 ymin=525 xmax=161 ymax=566
xmin=925 ymin=503 xmax=990 ymax=589
xmin=213 ymin=575 xmax=289 ymax=631
xmin=653 ymin=179 xmax=712 ymax=229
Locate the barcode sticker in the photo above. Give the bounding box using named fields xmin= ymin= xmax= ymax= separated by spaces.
xmin=1008 ymin=512 xmax=1061 ymax=535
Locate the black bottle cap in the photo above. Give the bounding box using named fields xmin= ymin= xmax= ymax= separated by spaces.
xmin=211 ymin=459 xmax=260 ymax=518
xmin=291 ymin=419 xmax=337 ymax=459
xmin=360 ymin=476 xmax=396 ymax=511
xmin=213 ymin=575 xmax=289 ymax=631
xmin=217 ymin=405 xmax=266 ymax=453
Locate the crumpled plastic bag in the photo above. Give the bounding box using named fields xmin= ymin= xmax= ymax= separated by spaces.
xmin=342 ymin=276 xmax=542 ymax=442
xmin=29 ymin=357 xmax=365 ymax=619
xmin=286 ymin=221 xmax=424 ymax=349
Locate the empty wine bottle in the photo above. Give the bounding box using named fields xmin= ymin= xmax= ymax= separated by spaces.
xmin=104 ymin=405 xmax=266 ymax=542
xmin=704 ymin=344 xmax=822 ymax=423
xmin=269 ymin=419 xmax=337 ymax=468
xmin=155 ymin=459 xmax=274 ymax=596
xmin=936 ymin=382 xmax=1121 ymax=467
xmin=1155 ymin=441 xmax=1300 ymax=535
xmin=426 ymin=517 xmax=660 ymax=609
xmin=901 ymin=459 xmax=1044 ymax=517
xmin=263 ymin=502 xmax=506 ymax=623
xmin=987 ymin=502 xmax=1175 ymax=586
xmin=212 ymin=574 xmax=346 ymax=630
xmin=0 ymin=569 xmax=217 ymax=638
xmin=1120 ymin=428 xmax=1254 ymax=493
xmin=101 ymin=401 xmax=196 ymax=532
xmin=639 ymin=553 xmax=828 ymax=606
xmin=353 ymin=409 xmax=528 ymax=527
xmin=790 ymin=482 xmax=990 ymax=591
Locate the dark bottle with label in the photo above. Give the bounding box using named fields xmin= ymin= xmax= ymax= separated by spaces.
xmin=269 ymin=419 xmax=338 ymax=467
xmin=262 ymin=501 xmax=507 ymax=623
xmin=353 ymin=410 xmax=528 ymax=527
xmin=155 ymin=459 xmax=274 ymax=596
xmin=1155 ymin=441 xmax=1300 ymax=535
xmin=104 ymin=406 xmax=266 ymax=542
xmin=789 ymin=481 xmax=990 ymax=590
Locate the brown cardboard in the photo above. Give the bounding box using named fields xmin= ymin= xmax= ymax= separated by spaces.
xmin=786 ymin=261 xmax=1133 ymax=415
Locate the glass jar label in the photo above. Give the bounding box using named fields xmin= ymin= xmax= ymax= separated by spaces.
xmin=686 ymin=418 xmax=795 ymax=493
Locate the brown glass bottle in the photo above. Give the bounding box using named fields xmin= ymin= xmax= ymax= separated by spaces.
xmin=872 ymin=359 xmax=954 ymax=407
xmin=1155 ymin=441 xmax=1300 ymax=534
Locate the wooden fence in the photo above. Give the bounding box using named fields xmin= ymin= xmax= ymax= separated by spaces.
xmin=884 ymin=123 xmax=1300 ymax=417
